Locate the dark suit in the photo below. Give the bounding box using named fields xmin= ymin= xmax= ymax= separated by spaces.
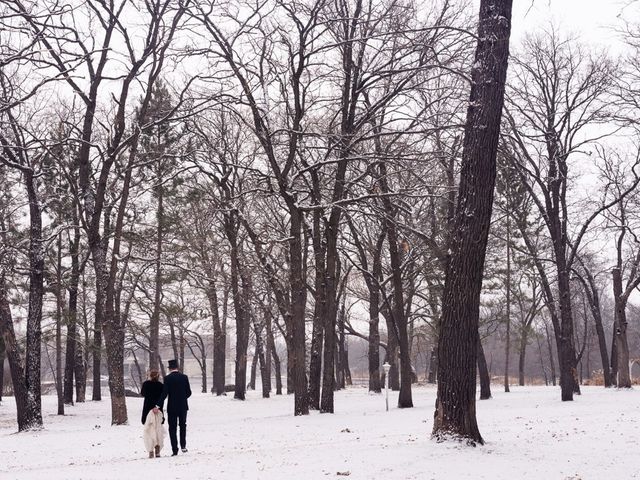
xmin=157 ymin=371 xmax=192 ymax=454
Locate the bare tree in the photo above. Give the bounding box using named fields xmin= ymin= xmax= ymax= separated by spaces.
xmin=432 ymin=0 xmax=513 ymax=445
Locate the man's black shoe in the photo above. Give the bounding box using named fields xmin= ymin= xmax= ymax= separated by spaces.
xmin=181 ymin=448 xmax=188 ymax=453
xmin=172 ymin=452 xmax=178 ymax=456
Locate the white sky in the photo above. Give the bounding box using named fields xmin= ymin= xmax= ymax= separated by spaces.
xmin=510 ymin=0 xmax=635 ymax=51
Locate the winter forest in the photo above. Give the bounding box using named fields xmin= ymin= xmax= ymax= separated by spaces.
xmin=1 ymin=0 xmax=640 ymax=478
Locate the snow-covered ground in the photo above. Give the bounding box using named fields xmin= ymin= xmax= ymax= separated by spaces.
xmin=1 ymin=385 xmax=638 ymax=480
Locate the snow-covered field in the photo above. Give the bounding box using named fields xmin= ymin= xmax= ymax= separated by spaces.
xmin=1 ymin=385 xmax=638 ymax=480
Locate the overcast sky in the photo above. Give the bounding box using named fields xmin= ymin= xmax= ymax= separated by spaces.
xmin=510 ymin=0 xmax=635 ymax=51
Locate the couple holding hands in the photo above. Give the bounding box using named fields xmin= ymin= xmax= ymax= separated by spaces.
xmin=141 ymin=359 xmax=192 ymax=458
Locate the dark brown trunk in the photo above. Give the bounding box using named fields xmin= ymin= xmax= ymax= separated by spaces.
xmin=56 ymin=233 xmax=64 ymax=415
xmin=427 ymin=345 xmax=438 ymax=384
xmin=64 ymin=217 xmax=81 ymax=404
xmin=378 ymin=161 xmax=412 ymax=408
xmin=576 ymin=268 xmax=612 ymax=387
xmin=308 ymin=210 xmax=325 ymax=410
xmin=270 ymin=327 xmax=283 ymax=395
xmin=545 ymin=321 xmax=557 ymax=386
xmin=0 ymin=275 xmax=31 ymax=430
xmin=92 ymin=276 xmax=103 ymax=401
xmin=518 ymin=330 xmax=528 ymax=386
xmin=249 ymin=351 xmax=258 ymax=390
xmin=288 ymin=211 xmax=309 ymax=415
xmin=208 ymin=280 xmax=226 ymax=396
xmin=0 ymin=336 xmax=4 ymax=401
xmin=477 ymin=338 xmax=491 ymax=400
xmin=556 ymin=259 xmax=580 ymax=399
xmin=75 ymin=275 xmax=88 ymax=402
xmin=252 ymin=314 xmax=269 ymax=398
xmin=612 ymin=268 xmax=631 ymax=388
xmin=264 ymin=308 xmax=273 ymax=396
xmin=504 ymin=214 xmax=511 ymax=393
xmin=149 ymin=164 xmax=163 ymax=371
xmin=23 ymin=171 xmax=44 ymax=429
xmin=433 ymin=0 xmax=512 ymax=444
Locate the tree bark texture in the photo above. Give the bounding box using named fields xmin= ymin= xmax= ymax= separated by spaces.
xmin=612 ymin=268 xmax=631 ymax=388
xmin=432 ymin=0 xmax=512 ymax=445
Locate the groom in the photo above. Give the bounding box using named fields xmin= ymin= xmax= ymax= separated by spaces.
xmin=155 ymin=359 xmax=192 ymax=456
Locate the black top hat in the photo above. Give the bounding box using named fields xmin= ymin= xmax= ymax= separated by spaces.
xmin=168 ymin=359 xmax=178 ymax=370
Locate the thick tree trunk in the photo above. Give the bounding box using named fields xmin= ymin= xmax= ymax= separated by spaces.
xmin=368 ymin=282 xmax=382 ymax=393
xmin=0 ymin=278 xmax=31 ymax=430
xmin=432 ymin=0 xmax=512 ymax=445
xmin=288 ymin=211 xmax=309 ymax=415
xmin=233 ymin=263 xmax=250 ymax=401
xmin=22 ymin=172 xmax=44 ymax=429
xmin=556 ymin=260 xmax=580 ymax=399
xmin=612 ymin=268 xmax=631 ymax=388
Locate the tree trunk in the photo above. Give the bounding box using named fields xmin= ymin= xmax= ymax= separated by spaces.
xmin=64 ymin=218 xmax=81 ymax=404
xmin=252 ymin=314 xmax=269 ymax=398
xmin=233 ymin=264 xmax=250 ymax=401
xmin=149 ymin=165 xmax=164 ymax=371
xmin=264 ymin=308 xmax=273 ymax=397
xmin=545 ymin=321 xmax=557 ymax=386
xmin=576 ymin=269 xmax=612 ymax=387
xmin=270 ymin=329 xmax=283 ymax=395
xmin=0 ymin=336 xmax=5 ymax=401
xmin=432 ymin=0 xmax=512 ymax=445
xmin=504 ymin=214 xmax=511 ymax=393
xmin=308 ymin=210 xmax=325 ymax=410
xmin=535 ymin=332 xmax=548 ymax=386
xmin=427 ymin=345 xmax=438 ymax=384
xmin=249 ymin=352 xmax=258 ymax=390
xmin=208 ymin=279 xmax=226 ymax=396
xmin=92 ymin=279 xmax=103 ymax=401
xmin=612 ymin=268 xmax=631 ymax=388
xmin=556 ymin=259 xmax=580 ymax=399
xmin=381 ymin=305 xmax=400 ymax=390
xmin=518 ymin=329 xmax=528 ymax=386
xmin=75 ymin=275 xmax=88 ymax=402
xmin=477 ymin=337 xmax=491 ymax=400
xmin=288 ymin=211 xmax=309 ymax=415
xmin=0 ymin=276 xmax=31 ymax=430
xmin=368 ymin=280 xmax=382 ymax=393
xmin=56 ymin=233 xmax=65 ymax=415
xmin=378 ymin=161 xmax=412 ymax=408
